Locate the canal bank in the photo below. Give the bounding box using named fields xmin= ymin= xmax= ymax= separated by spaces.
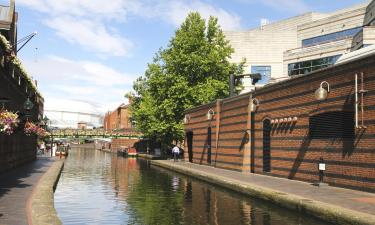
xmin=151 ymin=160 xmax=375 ymax=225
xmin=28 ymin=158 xmax=64 ymax=225
xmin=0 ymin=156 xmax=57 ymax=225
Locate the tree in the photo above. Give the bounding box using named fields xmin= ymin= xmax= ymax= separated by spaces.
xmin=130 ymin=12 xmax=245 ymax=146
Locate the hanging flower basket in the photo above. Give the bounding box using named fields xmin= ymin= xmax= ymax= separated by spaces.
xmin=0 ymin=109 xmax=19 ymax=135
xmin=24 ymin=121 xmax=48 ymax=137
xmin=36 ymin=127 xmax=47 ymax=137
xmin=24 ymin=121 xmax=39 ymax=136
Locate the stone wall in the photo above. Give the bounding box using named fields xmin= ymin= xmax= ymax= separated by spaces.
xmin=184 ymin=54 xmax=375 ymax=192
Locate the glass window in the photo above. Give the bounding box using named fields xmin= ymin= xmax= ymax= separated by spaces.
xmin=287 ymin=55 xmax=341 ymax=76
xmin=251 ymin=66 xmax=271 ymax=84
xmin=302 ymin=27 xmax=362 ymax=47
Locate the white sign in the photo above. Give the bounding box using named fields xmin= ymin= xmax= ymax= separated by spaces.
xmin=154 ymin=148 xmax=161 ymax=156
xmin=319 ymin=163 xmax=326 ymax=171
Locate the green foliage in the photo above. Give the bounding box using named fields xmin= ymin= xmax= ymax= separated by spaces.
xmin=130 ymin=12 xmax=245 ymax=144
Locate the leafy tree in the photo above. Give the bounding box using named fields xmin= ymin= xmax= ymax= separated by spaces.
xmin=130 ymin=12 xmax=245 ymax=146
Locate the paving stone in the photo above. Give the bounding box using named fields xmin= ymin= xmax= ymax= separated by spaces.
xmin=0 ymin=157 xmax=55 ymax=225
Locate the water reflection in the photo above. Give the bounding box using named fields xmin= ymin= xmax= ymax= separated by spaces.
xmin=55 ymin=148 xmax=329 ymax=225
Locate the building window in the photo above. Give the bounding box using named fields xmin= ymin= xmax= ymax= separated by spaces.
xmin=288 ymin=55 xmax=341 ymax=76
xmin=302 ymin=27 xmax=362 ymax=47
xmin=251 ymin=66 xmax=271 ymax=84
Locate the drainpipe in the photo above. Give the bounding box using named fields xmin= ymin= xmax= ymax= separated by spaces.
xmin=355 ymin=73 xmax=359 ymax=128
xmin=214 ymin=99 xmax=222 ymax=167
xmin=360 ymin=72 xmax=368 ymax=128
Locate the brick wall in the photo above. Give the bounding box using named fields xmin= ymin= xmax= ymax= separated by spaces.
xmin=111 ymin=138 xmax=141 ymax=151
xmin=104 ymin=104 xmax=132 ymax=131
xmin=184 ymin=55 xmax=375 ymax=192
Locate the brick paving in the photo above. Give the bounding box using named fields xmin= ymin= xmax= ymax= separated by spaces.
xmin=0 ymin=156 xmax=55 ymax=225
xmin=154 ymin=160 xmax=375 ymax=216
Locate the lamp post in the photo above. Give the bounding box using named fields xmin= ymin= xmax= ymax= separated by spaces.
xmin=42 ymin=116 xmax=53 ymax=157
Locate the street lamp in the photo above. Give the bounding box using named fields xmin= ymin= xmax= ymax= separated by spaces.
xmin=23 ymin=97 xmax=34 ymax=121
xmin=229 ymin=73 xmax=262 ymax=96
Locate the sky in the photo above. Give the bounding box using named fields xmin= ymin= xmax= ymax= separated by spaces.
xmin=7 ymin=0 xmax=368 ymax=114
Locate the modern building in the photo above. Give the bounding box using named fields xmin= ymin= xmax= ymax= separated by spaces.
xmin=224 ymin=1 xmax=375 ymax=91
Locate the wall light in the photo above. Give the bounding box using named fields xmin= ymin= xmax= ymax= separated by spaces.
xmin=206 ymin=109 xmax=215 ymax=120
xmin=315 ymin=81 xmax=330 ymax=101
xmin=183 ymin=114 xmax=191 ymax=124
xmin=249 ymin=97 xmax=260 ymax=112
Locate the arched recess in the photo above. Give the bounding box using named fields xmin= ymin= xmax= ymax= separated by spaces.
xmin=263 ymin=118 xmax=271 ymax=172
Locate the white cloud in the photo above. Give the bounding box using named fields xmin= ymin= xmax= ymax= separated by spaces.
xmin=17 ymin=0 xmax=135 ymax=56
xmin=22 ymin=55 xmax=136 ymax=113
xmin=44 ymin=16 xmax=132 ymax=56
xmin=135 ymin=0 xmax=242 ymax=30
xmin=163 ymin=1 xmax=242 ymax=30
xmin=18 ymin=0 xmax=243 ymax=39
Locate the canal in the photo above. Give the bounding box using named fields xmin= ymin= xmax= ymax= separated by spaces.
xmin=55 ymin=148 xmax=330 ymax=225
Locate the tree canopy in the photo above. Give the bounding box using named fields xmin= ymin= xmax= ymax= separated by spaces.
xmin=130 ymin=12 xmax=245 ymax=145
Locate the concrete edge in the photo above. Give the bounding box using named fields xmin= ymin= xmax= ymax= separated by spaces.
xmin=151 ymin=160 xmax=375 ymax=225
xmin=28 ymin=159 xmax=65 ymax=225
xmin=138 ymin=154 xmax=163 ymax=160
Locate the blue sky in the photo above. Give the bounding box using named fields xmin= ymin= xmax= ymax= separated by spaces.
xmin=8 ymin=0 xmax=367 ymax=114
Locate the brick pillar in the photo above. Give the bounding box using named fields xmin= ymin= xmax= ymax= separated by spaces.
xmin=214 ymin=99 xmax=222 ymax=166
xmin=242 ymin=94 xmax=252 ymax=173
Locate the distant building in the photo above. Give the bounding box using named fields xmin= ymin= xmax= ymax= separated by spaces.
xmin=103 ymin=103 xmax=134 ymax=132
xmin=77 ymin=121 xmax=87 ymax=130
xmin=224 ymin=1 xmax=375 ymax=92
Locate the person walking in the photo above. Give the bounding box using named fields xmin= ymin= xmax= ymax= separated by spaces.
xmin=40 ymin=142 xmax=45 ymax=154
xmin=172 ymin=145 xmax=180 ymax=162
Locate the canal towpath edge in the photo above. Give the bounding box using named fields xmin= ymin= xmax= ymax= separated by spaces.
xmin=151 ymin=160 xmax=375 ymax=225
xmin=27 ymin=158 xmax=65 ymax=225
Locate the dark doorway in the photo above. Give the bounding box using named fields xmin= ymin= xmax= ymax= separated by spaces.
xmin=263 ymin=119 xmax=271 ymax=172
xmin=207 ymin=127 xmax=212 ymax=164
xmin=186 ymin=131 xmax=193 ymax=163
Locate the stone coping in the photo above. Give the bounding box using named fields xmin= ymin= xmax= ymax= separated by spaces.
xmin=151 ymin=160 xmax=375 ymax=225
xmin=138 ymin=153 xmax=164 ymax=160
xmin=28 ymin=159 xmax=65 ymax=225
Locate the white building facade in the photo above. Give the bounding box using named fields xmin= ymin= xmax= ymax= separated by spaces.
xmin=224 ymin=1 xmax=375 ymax=92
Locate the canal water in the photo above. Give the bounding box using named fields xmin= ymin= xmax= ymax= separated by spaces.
xmin=55 ymin=148 xmax=330 ymax=225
